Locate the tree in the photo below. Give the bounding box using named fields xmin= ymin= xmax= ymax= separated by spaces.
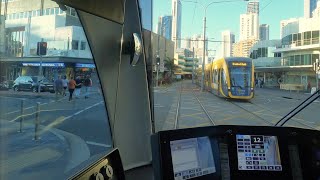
xmin=164 ymin=57 xmax=178 ymax=78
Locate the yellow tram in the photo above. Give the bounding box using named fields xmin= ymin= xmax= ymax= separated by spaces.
xmin=196 ymin=57 xmax=255 ymax=100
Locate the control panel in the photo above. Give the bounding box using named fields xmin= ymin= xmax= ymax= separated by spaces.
xmin=151 ymin=125 xmax=320 ymax=180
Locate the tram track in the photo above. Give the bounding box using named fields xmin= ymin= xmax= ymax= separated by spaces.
xmin=247 ymin=100 xmax=318 ymax=130
xmin=172 ymin=81 xmax=317 ymax=131
xmin=174 ymin=81 xmax=215 ymax=129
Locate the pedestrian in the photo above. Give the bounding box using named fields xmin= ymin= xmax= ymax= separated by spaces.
xmin=84 ymin=75 xmax=92 ymax=99
xmin=261 ymin=79 xmax=264 ymax=88
xmin=68 ymin=76 xmax=76 ymax=101
xmin=62 ymin=75 xmax=69 ymax=96
xmin=54 ymin=75 xmax=63 ymax=98
xmin=255 ymin=79 xmax=258 ymax=88
xmin=75 ymin=76 xmax=82 ymax=98
xmin=258 ymin=79 xmax=261 ymax=88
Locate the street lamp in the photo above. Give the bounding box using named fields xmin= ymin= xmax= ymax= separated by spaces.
xmin=182 ymin=0 xmax=249 ymax=91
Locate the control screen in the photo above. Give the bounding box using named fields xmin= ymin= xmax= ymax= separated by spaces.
xmin=170 ymin=137 xmax=216 ymax=180
xmin=236 ymin=135 xmax=282 ymax=171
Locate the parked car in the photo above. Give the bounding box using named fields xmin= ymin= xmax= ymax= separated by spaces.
xmin=12 ymin=76 xmax=55 ymax=93
xmin=0 ymin=81 xmax=9 ymax=91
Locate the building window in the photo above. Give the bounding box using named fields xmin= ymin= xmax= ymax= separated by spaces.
xmin=303 ymin=31 xmax=311 ymax=45
xmin=54 ymin=7 xmax=59 ymax=15
xmin=303 ymin=54 xmax=311 ymax=65
xmin=312 ymin=31 xmax=319 ymax=44
xmin=80 ymin=41 xmax=86 ymax=50
xmin=45 ymin=8 xmax=50 ymax=15
xmin=274 ymin=53 xmax=281 ymax=58
xmin=72 ymin=40 xmax=79 ymax=50
xmin=50 ymin=8 xmax=54 ymax=15
xmin=294 ymin=55 xmax=301 ymax=66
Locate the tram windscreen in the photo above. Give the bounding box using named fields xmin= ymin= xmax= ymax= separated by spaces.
xmin=170 ymin=137 xmax=216 ymax=179
xmin=236 ymin=135 xmax=282 ymax=171
xmin=228 ymin=62 xmax=251 ymax=95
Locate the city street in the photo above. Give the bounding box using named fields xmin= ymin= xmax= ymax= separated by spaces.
xmin=154 ymin=80 xmax=320 ymax=131
xmin=0 ymin=87 xmax=112 ymax=177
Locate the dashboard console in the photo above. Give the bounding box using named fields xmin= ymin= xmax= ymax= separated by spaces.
xmin=151 ymin=125 xmax=320 ymax=180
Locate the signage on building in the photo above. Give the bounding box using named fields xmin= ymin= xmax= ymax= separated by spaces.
xmin=75 ymin=63 xmax=96 ymax=68
xmin=22 ymin=63 xmax=65 ymax=67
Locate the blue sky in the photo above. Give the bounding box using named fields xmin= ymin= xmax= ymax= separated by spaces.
xmin=153 ymin=0 xmax=304 ymax=50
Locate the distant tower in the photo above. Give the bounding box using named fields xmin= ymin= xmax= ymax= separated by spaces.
xmin=172 ymin=0 xmax=182 ymax=49
xmin=221 ymin=30 xmax=235 ymax=57
xmin=304 ymin=0 xmax=319 ymax=18
xmin=247 ymin=1 xmax=259 ymax=14
xmin=259 ymin=24 xmax=269 ymax=41
xmin=240 ymin=13 xmax=259 ymax=41
xmin=157 ymin=15 xmax=172 ymax=40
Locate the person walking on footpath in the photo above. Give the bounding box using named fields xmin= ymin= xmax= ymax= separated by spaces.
xmin=62 ymin=75 xmax=69 ymax=96
xmin=54 ymin=75 xmax=63 ymax=99
xmin=75 ymin=76 xmax=82 ymax=98
xmin=84 ymin=75 xmax=92 ymax=99
xmin=68 ymin=77 xmax=76 ymax=101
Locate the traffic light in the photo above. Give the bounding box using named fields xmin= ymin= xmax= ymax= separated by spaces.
xmin=156 ymin=56 xmax=160 ymax=65
xmin=37 ymin=42 xmax=47 ymax=55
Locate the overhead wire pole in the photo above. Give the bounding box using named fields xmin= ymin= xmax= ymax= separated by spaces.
xmin=181 ymin=0 xmax=249 ymax=91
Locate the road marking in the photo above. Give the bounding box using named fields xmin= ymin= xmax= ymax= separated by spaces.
xmin=86 ymin=141 xmax=112 ymax=148
xmin=41 ymin=101 xmax=104 ymax=131
xmin=4 ymin=97 xmax=66 ymax=115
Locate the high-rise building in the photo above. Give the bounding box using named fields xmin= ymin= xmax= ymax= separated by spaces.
xmin=181 ymin=37 xmax=191 ymax=49
xmin=259 ymin=24 xmax=269 ymax=41
xmin=280 ymin=18 xmax=299 ymax=38
xmin=304 ymin=0 xmax=319 ymax=18
xmin=157 ymin=15 xmax=172 ymax=40
xmin=240 ymin=13 xmax=259 ymax=41
xmin=172 ymin=0 xmax=182 ymax=49
xmin=232 ymin=39 xmax=259 ymax=57
xmin=312 ymin=1 xmax=320 ymax=17
xmin=221 ymin=30 xmax=235 ymax=57
xmin=247 ymin=1 xmax=259 ymax=14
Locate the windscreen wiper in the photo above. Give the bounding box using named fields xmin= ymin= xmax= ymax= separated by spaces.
xmin=274 ymin=89 xmax=320 ymax=127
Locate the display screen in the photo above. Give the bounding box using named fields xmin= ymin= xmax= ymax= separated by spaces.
xmin=170 ymin=137 xmax=216 ymax=180
xmin=236 ymin=135 xmax=282 ymax=171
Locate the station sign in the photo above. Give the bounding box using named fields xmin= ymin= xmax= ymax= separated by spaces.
xmin=22 ymin=62 xmax=65 ymax=67
xmin=75 ymin=63 xmax=96 ymax=68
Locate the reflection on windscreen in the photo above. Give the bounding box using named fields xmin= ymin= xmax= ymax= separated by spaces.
xmin=0 ymin=1 xmax=112 ymax=179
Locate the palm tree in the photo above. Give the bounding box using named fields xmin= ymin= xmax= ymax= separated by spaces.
xmin=164 ymin=57 xmax=178 ymax=78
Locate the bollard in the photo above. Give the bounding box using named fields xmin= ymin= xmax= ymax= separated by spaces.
xmin=34 ymin=102 xmax=41 ymax=140
xmin=18 ymin=99 xmax=24 ymax=132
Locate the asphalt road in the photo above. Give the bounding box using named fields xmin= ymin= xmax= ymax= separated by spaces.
xmin=0 ymin=87 xmax=112 ymax=157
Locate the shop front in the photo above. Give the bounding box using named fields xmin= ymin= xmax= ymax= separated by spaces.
xmin=74 ymin=63 xmax=96 ymax=81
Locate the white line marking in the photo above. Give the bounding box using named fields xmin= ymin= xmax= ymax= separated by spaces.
xmin=41 ymin=101 xmax=104 ymax=130
xmin=86 ymin=141 xmax=112 ymax=148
